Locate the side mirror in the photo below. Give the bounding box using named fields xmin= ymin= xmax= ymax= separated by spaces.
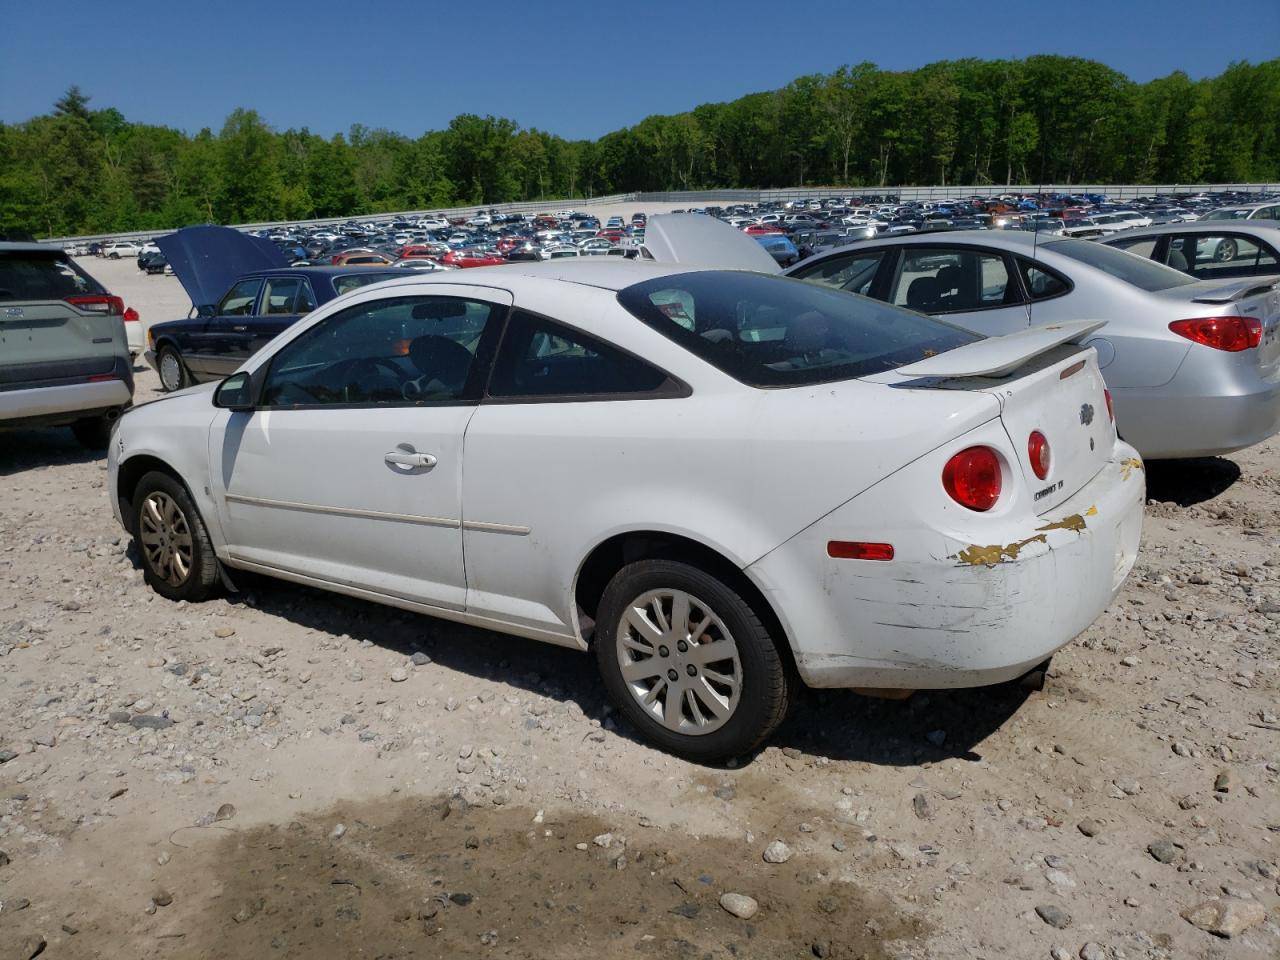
xmin=214 ymin=371 xmax=255 ymax=411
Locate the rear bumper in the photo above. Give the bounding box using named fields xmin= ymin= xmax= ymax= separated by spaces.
xmin=748 ymin=442 xmax=1145 ymax=690
xmin=1115 ymin=364 xmax=1280 ymax=459
xmin=0 ymin=378 xmax=133 ymax=426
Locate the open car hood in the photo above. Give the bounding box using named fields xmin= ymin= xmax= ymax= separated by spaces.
xmin=640 ymin=214 xmax=782 ymax=274
xmin=156 ymin=226 xmax=289 ymax=314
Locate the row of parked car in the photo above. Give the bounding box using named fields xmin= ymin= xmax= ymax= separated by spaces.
xmin=5 ymin=192 xmax=1277 ymax=761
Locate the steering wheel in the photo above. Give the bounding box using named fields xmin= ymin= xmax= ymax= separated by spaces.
xmin=330 ymin=357 xmax=404 ymax=403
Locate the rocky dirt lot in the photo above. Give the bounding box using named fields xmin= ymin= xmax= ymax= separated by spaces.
xmin=0 ymin=259 xmax=1277 ymax=960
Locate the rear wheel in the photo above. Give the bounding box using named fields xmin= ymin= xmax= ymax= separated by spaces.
xmin=132 ymin=471 xmax=220 ymax=602
xmin=1213 ymin=238 xmax=1238 ymax=262
xmin=157 ymin=345 xmax=188 ymax=392
xmin=70 ymin=416 xmax=112 ymax=450
xmin=594 ymin=559 xmax=789 ymax=761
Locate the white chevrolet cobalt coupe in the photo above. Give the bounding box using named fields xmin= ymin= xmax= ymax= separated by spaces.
xmin=108 ymin=262 xmax=1145 ymax=760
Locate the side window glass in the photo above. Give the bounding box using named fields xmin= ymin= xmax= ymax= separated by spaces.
xmin=217 ymin=278 xmax=263 ymax=317
xmin=296 ymin=280 xmax=317 ymax=314
xmin=1110 ymin=238 xmax=1158 ymax=260
xmin=791 ymin=251 xmax=884 ymax=295
xmin=1258 ymin=241 xmax=1278 ymax=272
xmin=489 ymin=310 xmax=670 ymax=398
xmin=262 ymin=295 xmax=498 ymax=407
xmin=1017 ymin=259 xmax=1071 ymax=301
xmin=892 ymin=248 xmax=1014 ymax=313
xmin=1186 ymin=235 xmax=1263 ymax=278
xmin=262 ymin=278 xmax=300 ymax=315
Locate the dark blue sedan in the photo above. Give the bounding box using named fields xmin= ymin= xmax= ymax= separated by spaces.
xmin=146 ymin=266 xmax=400 ymax=391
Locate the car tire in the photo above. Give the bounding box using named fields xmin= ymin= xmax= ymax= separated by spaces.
xmin=1213 ymin=238 xmax=1237 ymax=262
xmin=157 ymin=345 xmax=188 ymax=392
xmin=70 ymin=416 xmax=112 ymax=450
xmin=132 ymin=470 xmax=220 ymax=603
xmin=594 ymin=559 xmax=789 ymax=761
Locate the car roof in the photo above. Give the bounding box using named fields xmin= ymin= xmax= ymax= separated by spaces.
xmin=1103 ymin=221 xmax=1280 ymax=241
xmin=0 ymin=241 xmax=71 ymax=254
xmin=360 ymin=259 xmax=713 ymax=294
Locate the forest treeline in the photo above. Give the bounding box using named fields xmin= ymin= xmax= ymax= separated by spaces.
xmin=2 ymin=55 xmax=1277 ymax=237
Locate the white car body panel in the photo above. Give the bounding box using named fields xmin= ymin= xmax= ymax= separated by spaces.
xmin=109 ymin=263 xmax=1144 ymax=690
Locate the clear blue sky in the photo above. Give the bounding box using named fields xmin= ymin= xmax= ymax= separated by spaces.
xmin=3 ymin=0 xmax=1276 ymax=140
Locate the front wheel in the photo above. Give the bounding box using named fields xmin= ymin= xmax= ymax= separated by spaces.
xmin=132 ymin=471 xmax=220 ymax=602
xmin=157 ymin=345 xmax=188 ymax=392
xmin=594 ymin=559 xmax=789 ymax=761
xmin=1213 ymin=238 xmax=1238 ymax=262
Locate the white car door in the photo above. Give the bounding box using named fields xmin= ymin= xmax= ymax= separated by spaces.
xmin=208 ymin=287 xmax=511 ymax=610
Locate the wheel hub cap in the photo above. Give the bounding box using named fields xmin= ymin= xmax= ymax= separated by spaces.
xmin=139 ymin=491 xmax=194 ymax=587
xmin=615 ymin=588 xmax=742 ymax=736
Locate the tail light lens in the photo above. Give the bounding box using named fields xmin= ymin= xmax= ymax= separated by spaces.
xmin=1103 ymin=388 xmax=1114 ymax=422
xmin=1027 ymin=430 xmax=1051 ymax=480
xmin=1169 ymin=316 xmax=1262 ymax=352
xmin=942 ymin=446 xmax=1002 ymax=512
xmin=123 ymin=307 xmax=139 ymax=323
xmin=66 ymin=295 xmax=124 ymax=316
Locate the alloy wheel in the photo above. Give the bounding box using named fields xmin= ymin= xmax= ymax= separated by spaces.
xmin=614 ymin=589 xmax=742 ymax=735
xmin=139 ymin=491 xmax=194 ymax=587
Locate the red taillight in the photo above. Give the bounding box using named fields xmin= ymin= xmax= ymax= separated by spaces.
xmin=1027 ymin=430 xmax=1051 ymax=480
xmin=942 ymin=446 xmax=1002 ymax=512
xmin=123 ymin=306 xmax=139 ymax=323
xmin=827 ymin=541 xmax=894 ymax=561
xmin=1169 ymin=316 xmax=1262 ymax=352
xmin=1103 ymin=388 xmax=1114 ymax=422
xmin=66 ymin=295 xmax=124 ymax=316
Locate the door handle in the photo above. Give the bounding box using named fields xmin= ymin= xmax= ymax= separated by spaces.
xmin=384 ymin=451 xmax=437 ymax=468
xmin=232 ymin=325 xmax=248 ymax=332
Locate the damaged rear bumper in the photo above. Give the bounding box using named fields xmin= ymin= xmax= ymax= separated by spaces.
xmin=747 ymin=442 xmax=1145 ymax=690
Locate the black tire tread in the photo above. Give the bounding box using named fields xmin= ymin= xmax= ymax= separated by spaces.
xmin=133 ymin=470 xmax=220 ymax=602
xmin=595 ymin=558 xmax=789 ymax=761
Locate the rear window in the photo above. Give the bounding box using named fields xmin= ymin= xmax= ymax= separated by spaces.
xmin=1041 ymin=238 xmax=1196 ymax=292
xmin=617 ymin=271 xmax=979 ymax=388
xmin=0 ymin=252 xmax=107 ymax=302
xmin=333 ymin=272 xmax=400 ymax=296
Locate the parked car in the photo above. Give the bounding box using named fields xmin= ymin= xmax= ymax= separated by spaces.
xmin=1198 ymin=200 xmax=1280 ymax=223
xmin=783 ymin=232 xmax=1280 ymax=459
xmin=332 ymin=251 xmax=395 ymax=267
xmin=147 ymin=254 xmax=401 ymax=391
xmin=108 ymin=262 xmax=1143 ymax=759
xmin=103 ymin=240 xmax=141 ymax=259
xmin=0 ymin=241 xmax=134 ymax=447
xmin=1102 ymin=222 xmax=1280 ymax=280
xmin=754 ymin=234 xmax=800 ymax=266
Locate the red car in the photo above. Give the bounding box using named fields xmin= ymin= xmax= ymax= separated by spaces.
xmin=398 ymin=244 xmax=443 ymax=260
xmin=743 ymin=223 xmax=785 ymax=236
xmin=441 ymin=249 xmax=507 ymax=268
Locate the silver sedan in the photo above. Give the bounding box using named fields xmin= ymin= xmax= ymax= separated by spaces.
xmin=784 ymin=231 xmax=1280 ymax=460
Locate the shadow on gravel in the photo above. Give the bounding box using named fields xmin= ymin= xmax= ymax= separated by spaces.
xmin=0 ymin=427 xmax=104 ymax=476
xmin=1144 ymin=456 xmax=1241 ymax=506
xmin=225 ymin=571 xmax=1032 ymax=769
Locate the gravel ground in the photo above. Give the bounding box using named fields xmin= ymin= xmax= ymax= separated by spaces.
xmin=0 ymin=259 xmax=1277 ymax=959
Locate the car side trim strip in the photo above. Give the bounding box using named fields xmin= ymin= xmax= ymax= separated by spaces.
xmin=224 ymin=492 xmax=460 ymax=529
xmin=461 ymin=520 xmax=532 ymax=536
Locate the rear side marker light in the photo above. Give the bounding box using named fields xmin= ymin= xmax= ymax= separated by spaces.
xmin=1059 ymin=359 xmax=1086 ymax=379
xmin=1104 ymin=388 xmax=1114 ymax=422
xmin=88 ymin=374 xmax=117 ymax=382
xmin=1169 ymin=316 xmax=1262 ymax=352
xmin=942 ymin=446 xmax=1002 ymax=512
xmin=1027 ymin=430 xmax=1051 ymax=480
xmin=828 ymin=541 xmax=894 ymax=561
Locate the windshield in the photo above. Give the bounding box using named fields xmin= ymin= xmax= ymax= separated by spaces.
xmin=1041 ymin=238 xmax=1197 ymax=292
xmin=617 ymin=270 xmax=979 ymax=388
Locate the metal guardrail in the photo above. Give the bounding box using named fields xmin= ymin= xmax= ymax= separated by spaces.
xmin=45 ymin=184 xmax=1278 ymax=246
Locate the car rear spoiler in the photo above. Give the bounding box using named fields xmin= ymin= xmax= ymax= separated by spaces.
xmin=896 ymin=319 xmax=1106 ymax=379
xmin=1190 ymin=276 xmax=1280 ymax=305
